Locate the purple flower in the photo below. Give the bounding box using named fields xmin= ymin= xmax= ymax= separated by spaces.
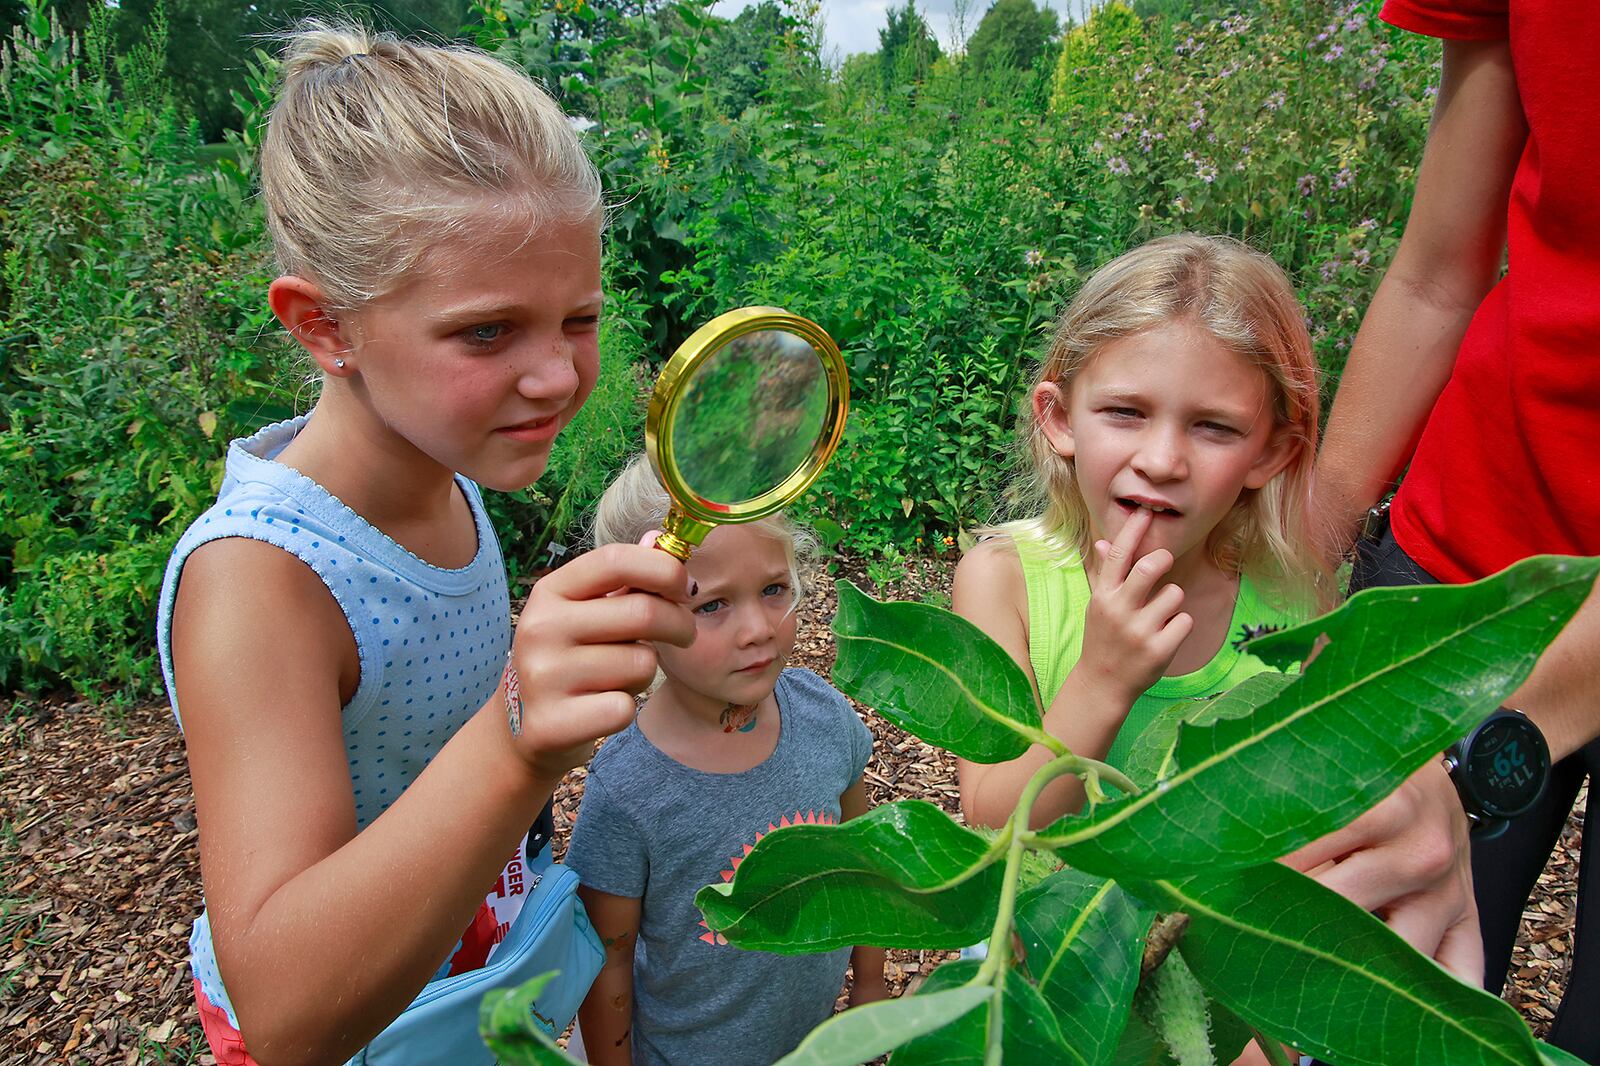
xmin=1298 ymin=173 xmax=1317 ymax=197
xmin=1352 ymin=248 xmax=1371 ymax=268
xmin=1320 ymin=258 xmax=1342 ymax=282
xmin=1195 ymin=161 xmax=1218 ymax=183
xmin=1324 ymin=44 xmax=1345 ymax=61
xmin=1265 ymin=90 xmax=1286 ymax=111
xmin=1333 ymin=167 xmax=1353 ymax=189
xmin=1024 ymin=249 xmax=1045 ymax=268
xmin=1108 ymin=156 xmax=1131 ymax=176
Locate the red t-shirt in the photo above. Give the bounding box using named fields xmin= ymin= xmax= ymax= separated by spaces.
xmin=1381 ymin=0 xmax=1600 ymax=582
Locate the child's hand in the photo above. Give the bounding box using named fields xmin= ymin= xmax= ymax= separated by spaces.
xmin=508 ymin=543 xmax=696 ymax=780
xmin=1080 ymin=507 xmax=1194 ymax=704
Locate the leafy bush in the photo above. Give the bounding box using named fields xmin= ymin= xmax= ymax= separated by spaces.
xmin=521 ymin=0 xmax=1440 ymax=550
xmin=482 ymin=556 xmax=1600 ymax=1065
xmin=0 ymin=2 xmax=644 ymax=696
xmin=0 ymin=1 xmax=290 ymax=695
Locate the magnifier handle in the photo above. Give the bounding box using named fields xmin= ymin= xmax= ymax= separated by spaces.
xmin=649 ymin=510 xmax=711 ymax=562
xmin=652 ymin=530 xmax=695 ymax=561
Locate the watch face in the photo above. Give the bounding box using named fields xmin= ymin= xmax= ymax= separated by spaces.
xmin=1466 ymin=716 xmax=1548 ymax=819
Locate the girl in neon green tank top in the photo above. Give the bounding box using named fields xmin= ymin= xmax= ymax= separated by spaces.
xmin=954 ymin=234 xmax=1332 ymax=832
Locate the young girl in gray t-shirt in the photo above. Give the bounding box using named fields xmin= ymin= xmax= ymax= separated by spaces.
xmin=567 ymin=457 xmax=887 ymax=1065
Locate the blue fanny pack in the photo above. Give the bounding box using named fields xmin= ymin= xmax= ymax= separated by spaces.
xmin=351 ymin=849 xmax=603 ymax=1065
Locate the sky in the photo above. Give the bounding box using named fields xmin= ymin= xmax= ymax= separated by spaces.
xmin=709 ymin=0 xmax=1093 ymax=61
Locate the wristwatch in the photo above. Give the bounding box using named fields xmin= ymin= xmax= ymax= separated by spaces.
xmin=1442 ymin=709 xmax=1550 ymax=838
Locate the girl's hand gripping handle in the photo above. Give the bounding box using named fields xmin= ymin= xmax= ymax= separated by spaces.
xmin=503 ymin=543 xmax=696 ymax=781
xmin=1079 ymin=507 xmax=1194 ymax=705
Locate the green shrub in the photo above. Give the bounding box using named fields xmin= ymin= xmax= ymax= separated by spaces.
xmin=0 ymin=1 xmax=643 ymax=697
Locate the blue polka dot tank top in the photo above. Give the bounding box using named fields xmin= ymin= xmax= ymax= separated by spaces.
xmin=155 ymin=415 xmax=512 ymax=1032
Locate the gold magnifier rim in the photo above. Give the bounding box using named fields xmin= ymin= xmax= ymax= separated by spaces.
xmin=645 ymin=306 xmax=850 ymax=531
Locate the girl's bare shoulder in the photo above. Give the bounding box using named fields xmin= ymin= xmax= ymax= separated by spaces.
xmin=953 ymin=534 xmax=1024 ymax=591
xmin=952 ymin=534 xmax=1028 ymax=638
xmin=172 ymin=536 xmax=358 ymax=706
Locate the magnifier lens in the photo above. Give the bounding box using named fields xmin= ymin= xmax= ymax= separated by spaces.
xmin=644 ymin=307 xmax=848 ymax=561
xmin=673 ymin=329 xmax=830 ymax=507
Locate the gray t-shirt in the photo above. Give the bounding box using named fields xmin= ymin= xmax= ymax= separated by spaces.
xmin=566 ymin=668 xmax=874 ymax=1066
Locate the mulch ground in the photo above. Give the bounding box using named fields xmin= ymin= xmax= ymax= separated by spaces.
xmin=1 ymin=552 xmax=1584 ymax=1064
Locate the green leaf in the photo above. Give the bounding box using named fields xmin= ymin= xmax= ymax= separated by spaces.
xmin=696 ymin=801 xmax=1004 ymax=951
xmin=1121 ymin=674 xmax=1296 ymax=789
xmin=832 ymin=580 xmax=1041 ymax=762
xmin=1015 ymin=867 xmax=1151 ymax=1063
xmin=1206 ymin=998 xmax=1257 ymax=1065
xmin=813 ymin=516 xmax=847 ymax=548
xmin=1128 ymin=863 xmax=1542 ymax=1066
xmin=891 ymin=961 xmax=1076 ymax=1065
xmin=1536 ymin=1043 xmax=1590 ymax=1066
xmin=478 ymin=971 xmax=582 ymax=1064
xmin=774 ymin=984 xmax=991 ymax=1066
xmin=1041 ymin=556 xmax=1599 ymax=876
xmin=1113 ymin=993 xmax=1251 ymax=1066
xmin=1112 ymin=1012 xmax=1179 ymax=1066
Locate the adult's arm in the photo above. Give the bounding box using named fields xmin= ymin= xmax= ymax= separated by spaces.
xmin=1286 ymin=582 xmax=1600 ymax=985
xmin=1312 ymin=38 xmax=1526 ymax=557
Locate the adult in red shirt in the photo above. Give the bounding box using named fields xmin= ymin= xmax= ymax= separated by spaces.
xmin=1311 ymin=0 xmax=1599 ymax=1057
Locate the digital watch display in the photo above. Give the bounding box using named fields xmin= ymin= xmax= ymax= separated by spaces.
xmin=1443 ymin=709 xmax=1551 ymax=836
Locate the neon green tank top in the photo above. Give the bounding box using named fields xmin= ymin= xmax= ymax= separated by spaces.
xmin=1012 ymin=534 xmax=1303 ymax=768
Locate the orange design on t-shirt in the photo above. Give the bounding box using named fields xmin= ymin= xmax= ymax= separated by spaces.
xmin=695 ymin=809 xmax=838 ymax=946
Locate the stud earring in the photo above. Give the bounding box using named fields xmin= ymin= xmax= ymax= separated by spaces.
xmin=334 ymin=358 xmax=346 ymax=370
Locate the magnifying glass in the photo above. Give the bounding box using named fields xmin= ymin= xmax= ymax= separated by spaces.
xmin=645 ymin=306 xmax=850 ymax=561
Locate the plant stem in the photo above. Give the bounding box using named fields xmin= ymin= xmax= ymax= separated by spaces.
xmin=975 ymin=819 xmax=1027 ymax=1065
xmin=963 ymin=749 xmax=1142 ymax=1059
xmin=970 ymin=751 xmax=1081 ymax=1062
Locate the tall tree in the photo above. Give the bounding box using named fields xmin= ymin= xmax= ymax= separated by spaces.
xmin=88 ymin=0 xmax=472 ymax=141
xmin=964 ymin=0 xmax=1058 ymax=74
xmin=878 ymin=0 xmax=941 ymax=91
xmin=700 ymin=0 xmax=785 ymax=117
